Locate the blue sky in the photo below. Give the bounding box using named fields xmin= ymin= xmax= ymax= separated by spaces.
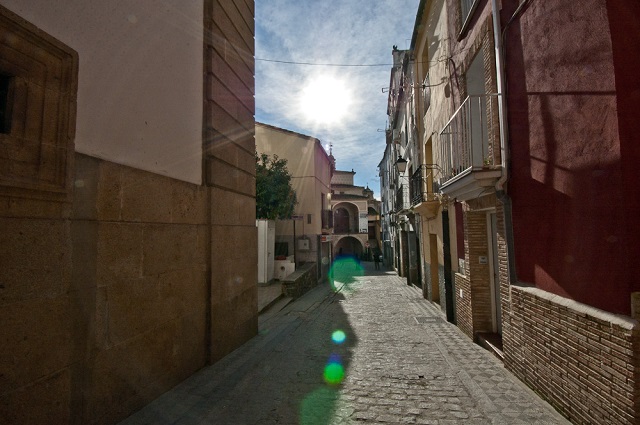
xmin=255 ymin=0 xmax=420 ymax=198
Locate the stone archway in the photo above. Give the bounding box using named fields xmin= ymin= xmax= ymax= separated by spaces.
xmin=334 ymin=236 xmax=364 ymax=259
xmin=332 ymin=201 xmax=360 ymax=235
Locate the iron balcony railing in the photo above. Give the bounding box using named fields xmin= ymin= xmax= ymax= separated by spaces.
xmin=395 ymin=183 xmax=410 ymax=212
xmin=439 ymin=94 xmax=501 ymax=188
xmin=409 ymin=165 xmax=440 ymax=206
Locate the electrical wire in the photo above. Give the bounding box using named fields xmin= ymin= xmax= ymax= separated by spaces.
xmin=256 ymin=52 xmax=466 ymax=68
xmin=256 ymin=58 xmax=393 ymax=67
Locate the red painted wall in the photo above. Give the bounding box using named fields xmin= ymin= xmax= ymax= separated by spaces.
xmin=505 ymin=0 xmax=639 ymax=314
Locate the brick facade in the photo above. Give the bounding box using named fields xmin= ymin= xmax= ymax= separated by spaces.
xmin=504 ymin=285 xmax=640 ymax=425
xmin=465 ymin=210 xmax=493 ymax=333
xmin=413 ymin=0 xmax=640 ymax=422
xmin=455 ymin=273 xmax=472 ymax=338
xmin=455 ymin=202 xmax=502 ymax=340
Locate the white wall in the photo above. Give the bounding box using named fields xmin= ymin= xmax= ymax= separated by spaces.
xmin=1 ymin=0 xmax=204 ymax=184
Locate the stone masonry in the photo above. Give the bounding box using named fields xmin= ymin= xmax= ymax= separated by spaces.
xmin=281 ymin=262 xmax=318 ymax=299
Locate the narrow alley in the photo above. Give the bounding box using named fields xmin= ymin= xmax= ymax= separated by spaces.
xmin=119 ymin=262 xmax=569 ymax=425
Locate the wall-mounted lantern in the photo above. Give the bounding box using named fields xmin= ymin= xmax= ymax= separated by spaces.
xmin=395 ymin=157 xmax=408 ymax=174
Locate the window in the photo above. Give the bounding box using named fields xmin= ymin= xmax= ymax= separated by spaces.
xmin=0 ymin=6 xmax=78 ymax=200
xmin=422 ymin=73 xmax=431 ymax=114
xmin=0 ymin=75 xmax=12 ymax=134
xmin=275 ymin=242 xmax=289 ymax=257
xmin=459 ymin=0 xmax=480 ymax=36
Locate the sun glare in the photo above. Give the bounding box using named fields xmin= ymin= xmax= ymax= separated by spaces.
xmin=299 ymin=75 xmax=352 ymax=126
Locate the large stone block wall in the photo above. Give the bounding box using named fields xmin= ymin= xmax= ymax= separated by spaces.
xmin=1 ymin=0 xmax=258 ymax=422
xmin=0 ymin=215 xmax=73 ymax=424
xmin=504 ymin=285 xmax=639 ymax=425
xmin=0 ymin=155 xmax=213 ymax=424
xmin=204 ymin=0 xmax=258 ymax=363
xmin=74 ymin=155 xmax=210 ymax=424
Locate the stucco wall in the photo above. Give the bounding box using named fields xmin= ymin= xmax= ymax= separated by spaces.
xmin=255 ymin=124 xmax=332 ymax=232
xmin=505 ymin=0 xmax=629 ymax=314
xmin=0 ymin=0 xmax=204 ymax=184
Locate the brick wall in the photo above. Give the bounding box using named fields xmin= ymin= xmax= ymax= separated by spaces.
xmin=504 ymin=285 xmax=640 ymax=424
xmin=455 ymin=273 xmax=473 ymax=338
xmin=465 ymin=210 xmax=493 ymax=333
xmin=495 ymin=202 xmax=509 ymax=336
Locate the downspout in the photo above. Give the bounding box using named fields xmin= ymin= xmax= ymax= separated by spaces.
xmin=491 ymin=0 xmax=517 ymax=283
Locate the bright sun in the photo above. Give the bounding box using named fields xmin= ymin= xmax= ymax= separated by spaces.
xmin=299 ymin=75 xmax=352 ymax=126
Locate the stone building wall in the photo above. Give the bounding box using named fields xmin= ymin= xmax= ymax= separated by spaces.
xmin=0 ymin=1 xmax=257 ymax=423
xmin=204 ymin=0 xmax=258 ymax=363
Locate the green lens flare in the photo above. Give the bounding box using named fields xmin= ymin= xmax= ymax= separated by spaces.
xmin=331 ymin=330 xmax=346 ymax=344
xmin=323 ymin=363 xmax=345 ymax=385
xmin=328 ymin=257 xmax=364 ymax=291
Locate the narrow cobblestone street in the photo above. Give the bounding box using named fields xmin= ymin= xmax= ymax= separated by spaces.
xmin=119 ymin=262 xmax=569 ymax=425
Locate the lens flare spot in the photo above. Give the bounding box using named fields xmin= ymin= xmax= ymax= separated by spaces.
xmin=323 ymin=362 xmax=345 ymax=385
xmin=329 ymin=257 xmax=364 ymax=291
xmin=331 ymin=330 xmax=346 ymax=344
xmin=300 ymin=387 xmax=340 ymax=425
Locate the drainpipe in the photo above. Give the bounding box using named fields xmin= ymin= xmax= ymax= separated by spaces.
xmin=491 ymin=0 xmax=517 ymax=283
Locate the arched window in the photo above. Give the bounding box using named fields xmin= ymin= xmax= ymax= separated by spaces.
xmin=334 ymin=207 xmax=350 ymax=234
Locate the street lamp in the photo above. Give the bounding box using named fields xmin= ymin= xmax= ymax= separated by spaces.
xmin=395 ymin=156 xmax=407 ymax=174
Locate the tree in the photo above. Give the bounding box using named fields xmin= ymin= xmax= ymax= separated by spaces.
xmin=255 ymin=152 xmax=297 ymax=220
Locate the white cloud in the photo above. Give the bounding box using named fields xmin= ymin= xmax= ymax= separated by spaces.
xmin=256 ymin=0 xmax=420 ymax=198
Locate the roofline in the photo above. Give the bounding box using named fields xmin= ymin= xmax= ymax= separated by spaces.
xmin=256 ymin=122 xmax=331 ymax=162
xmin=410 ymin=0 xmax=428 ymax=50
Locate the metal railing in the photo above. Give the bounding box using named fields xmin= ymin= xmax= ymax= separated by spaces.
xmin=395 ymin=183 xmax=410 ymax=212
xmin=439 ymin=94 xmax=501 ymax=188
xmin=409 ymin=165 xmax=439 ymax=206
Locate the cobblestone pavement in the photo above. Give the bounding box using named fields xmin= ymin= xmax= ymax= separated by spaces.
xmin=120 ymin=262 xmax=570 ymax=425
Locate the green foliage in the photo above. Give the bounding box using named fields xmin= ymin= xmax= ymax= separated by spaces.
xmin=256 ymin=152 xmax=297 ymax=220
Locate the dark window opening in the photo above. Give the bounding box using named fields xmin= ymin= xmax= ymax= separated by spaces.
xmin=0 ymin=75 xmax=13 ymax=134
xmin=275 ymin=242 xmax=289 ymax=257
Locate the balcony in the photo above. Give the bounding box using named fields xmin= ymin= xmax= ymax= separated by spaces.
xmin=438 ymin=94 xmax=502 ymax=201
xmin=395 ymin=183 xmax=410 ymax=213
xmin=409 ymin=165 xmax=440 ymax=219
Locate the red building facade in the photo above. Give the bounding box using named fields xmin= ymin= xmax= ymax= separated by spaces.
xmin=500 ymin=1 xmax=640 ymax=423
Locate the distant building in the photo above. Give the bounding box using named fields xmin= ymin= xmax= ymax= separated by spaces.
xmin=0 ymin=1 xmax=257 ymax=423
xmin=331 ymin=169 xmax=381 ymax=261
xmin=255 ymin=122 xmax=334 ymax=281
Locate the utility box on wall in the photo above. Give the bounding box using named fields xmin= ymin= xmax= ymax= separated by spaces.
xmin=298 ymin=237 xmax=310 ymax=251
xmin=257 ymin=219 xmax=275 ymax=285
